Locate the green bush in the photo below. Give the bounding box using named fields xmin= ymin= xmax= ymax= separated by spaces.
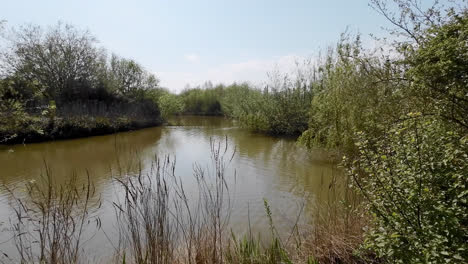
xmin=348 ymin=115 xmax=468 ymax=263
xmin=404 ymin=10 xmax=468 ymax=130
xmin=298 ymin=35 xmax=404 ymax=153
xmin=158 ymin=93 xmax=184 ymax=119
xmin=0 ymin=22 xmax=163 ymax=143
xmin=221 ymin=82 xmax=312 ymax=135
xmin=179 ymin=84 xmax=224 ymax=115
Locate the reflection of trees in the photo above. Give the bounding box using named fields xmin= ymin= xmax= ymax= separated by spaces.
xmin=0 ymin=126 xmax=163 ymax=245
xmin=0 ymin=127 xmax=163 ymax=187
xmin=168 ymin=115 xmax=232 ymax=127
xmin=216 ymin=127 xmax=340 ymax=196
xmin=165 ymin=117 xmax=343 ymax=234
xmin=164 ymin=116 xmax=341 ymax=202
xmin=0 ymin=116 xmax=342 ymax=247
xmin=0 ymin=116 xmax=340 ymax=211
xmin=222 ymin=129 xmax=346 ymax=240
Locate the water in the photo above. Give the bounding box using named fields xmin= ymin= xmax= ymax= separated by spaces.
xmin=0 ymin=116 xmax=340 ymax=261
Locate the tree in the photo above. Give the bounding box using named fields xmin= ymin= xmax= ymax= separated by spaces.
xmin=0 ymin=20 xmax=5 ymax=32
xmin=407 ymin=11 xmax=468 ymax=129
xmin=158 ymin=93 xmax=184 ymax=119
xmin=298 ymin=34 xmax=405 ymax=152
xmin=371 ymin=0 xmax=468 ymax=130
xmin=108 ymin=54 xmax=159 ymax=99
xmin=0 ymin=78 xmax=44 ymax=142
xmin=1 ymin=22 xmax=101 ymax=102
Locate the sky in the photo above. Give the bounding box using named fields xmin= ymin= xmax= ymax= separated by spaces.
xmin=2 ymin=0 xmax=394 ymax=92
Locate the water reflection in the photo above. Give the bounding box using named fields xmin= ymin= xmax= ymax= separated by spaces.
xmin=0 ymin=126 xmax=163 ymax=186
xmin=0 ymin=116 xmax=341 ymax=259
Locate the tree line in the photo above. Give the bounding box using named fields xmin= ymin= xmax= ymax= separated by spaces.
xmin=0 ymin=22 xmax=166 ymax=143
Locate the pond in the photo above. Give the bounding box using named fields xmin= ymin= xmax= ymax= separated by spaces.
xmin=0 ymin=116 xmax=341 ymax=262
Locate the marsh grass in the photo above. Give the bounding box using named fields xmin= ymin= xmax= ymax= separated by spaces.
xmin=113 ymin=137 xmax=236 ymax=264
xmin=294 ymin=171 xmax=370 ymax=264
xmin=223 ymin=172 xmax=370 ymax=264
xmin=5 ymin=163 xmax=102 ymax=264
xmin=114 ymin=157 xmax=175 ymax=264
xmin=4 ymin=139 xmax=369 ymax=264
xmin=293 ymin=199 xmax=369 ymax=264
xmin=112 ymin=138 xmax=369 ymax=264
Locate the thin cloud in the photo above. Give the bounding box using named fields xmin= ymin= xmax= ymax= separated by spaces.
xmin=184 ymin=54 xmax=199 ymax=62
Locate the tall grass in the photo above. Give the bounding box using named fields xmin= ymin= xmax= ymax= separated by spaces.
xmin=113 ymin=137 xmax=236 ymax=264
xmin=112 ymin=139 xmax=369 ymax=264
xmin=4 ymin=139 xmax=369 ymax=263
xmin=5 ymin=164 xmax=101 ymax=264
xmin=296 ymin=171 xmax=369 ymax=263
xmin=114 ymin=157 xmax=175 ymax=264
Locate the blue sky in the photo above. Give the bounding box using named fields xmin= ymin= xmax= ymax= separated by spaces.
xmin=2 ymin=0 xmax=393 ymax=92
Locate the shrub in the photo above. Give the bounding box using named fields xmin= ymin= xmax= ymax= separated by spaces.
xmin=158 ymin=93 xmax=184 ymax=119
xmin=298 ymin=35 xmax=405 ymax=153
xmin=348 ymin=115 xmax=468 ymax=263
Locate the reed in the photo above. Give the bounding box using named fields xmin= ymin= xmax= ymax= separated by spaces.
xmin=113 ymin=137 xmax=236 ymax=264
xmin=5 ymin=164 xmax=101 ymax=264
xmin=4 ymin=139 xmax=370 ymax=263
xmin=112 ymin=139 xmax=370 ymax=264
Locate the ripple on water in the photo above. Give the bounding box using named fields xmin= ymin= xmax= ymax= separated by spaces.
xmin=0 ymin=116 xmax=340 ymax=259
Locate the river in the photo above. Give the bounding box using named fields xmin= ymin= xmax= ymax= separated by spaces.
xmin=0 ymin=116 xmax=341 ymax=262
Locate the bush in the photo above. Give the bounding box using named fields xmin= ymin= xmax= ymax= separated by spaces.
xmin=221 ymin=81 xmax=312 ymax=136
xmin=179 ymin=85 xmax=224 ymax=115
xmin=298 ymin=35 xmax=405 ymax=153
xmin=158 ymin=93 xmax=184 ymax=119
xmin=404 ymin=10 xmax=468 ymax=130
xmin=348 ymin=115 xmax=468 ymax=263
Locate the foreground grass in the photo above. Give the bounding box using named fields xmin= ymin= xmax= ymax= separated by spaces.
xmin=4 ymin=139 xmax=370 ymax=264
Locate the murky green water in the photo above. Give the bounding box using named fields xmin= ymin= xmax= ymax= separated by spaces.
xmin=0 ymin=116 xmax=340 ymax=261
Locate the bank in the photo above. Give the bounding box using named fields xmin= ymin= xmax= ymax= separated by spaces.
xmin=0 ymin=115 xmax=163 ymax=145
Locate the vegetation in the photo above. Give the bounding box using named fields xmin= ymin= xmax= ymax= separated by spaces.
xmin=175 ymin=79 xmax=312 ymax=136
xmin=349 ymin=116 xmax=467 ymax=263
xmin=300 ymin=1 xmax=468 ymax=263
xmin=1 ymin=0 xmax=467 ymax=263
xmin=5 ymin=170 xmax=101 ymax=263
xmin=158 ymin=92 xmax=184 ymax=119
xmin=5 ymin=139 xmax=365 ymax=264
xmin=169 ymin=1 xmax=468 ymax=262
xmin=179 ymin=82 xmax=224 ymax=116
xmin=0 ymin=23 xmax=163 ymax=144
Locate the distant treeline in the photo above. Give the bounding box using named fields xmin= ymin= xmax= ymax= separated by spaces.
xmin=0 ymin=23 xmax=166 ymax=144
xmin=162 ymin=80 xmax=312 ymax=136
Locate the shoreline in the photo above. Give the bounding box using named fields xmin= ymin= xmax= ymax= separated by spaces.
xmin=0 ymin=116 xmax=162 ymax=145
